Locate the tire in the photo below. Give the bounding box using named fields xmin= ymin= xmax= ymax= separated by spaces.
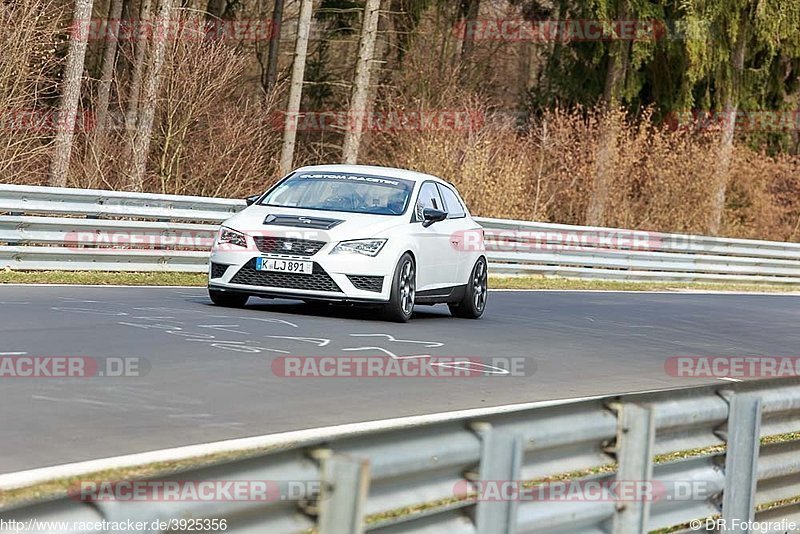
xmin=449 ymin=257 xmax=487 ymax=319
xmin=383 ymin=253 xmax=416 ymax=322
xmin=208 ymin=288 xmax=249 ymax=308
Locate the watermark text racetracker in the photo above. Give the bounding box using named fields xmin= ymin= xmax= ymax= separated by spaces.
xmin=665 ymin=356 xmax=800 ymax=379
xmin=272 ymin=356 xmax=535 ymax=378
xmin=0 ymin=356 xmax=148 ymax=378
xmin=71 ymin=479 xmax=320 ymax=502
xmin=453 ymin=479 xmax=721 ymax=503
xmin=455 ymin=228 xmax=712 ymax=254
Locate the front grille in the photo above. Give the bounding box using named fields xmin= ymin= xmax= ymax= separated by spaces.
xmin=252 ymin=236 xmax=326 ymax=256
xmin=230 ymin=258 xmax=342 ymax=293
xmin=210 ymin=262 xmax=229 ymax=279
xmin=347 ymin=275 xmax=384 ymax=292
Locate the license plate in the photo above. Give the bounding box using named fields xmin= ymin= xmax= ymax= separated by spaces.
xmin=256 ymin=257 xmax=313 ymax=274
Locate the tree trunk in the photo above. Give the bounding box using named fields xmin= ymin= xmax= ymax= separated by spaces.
xmin=48 ymin=0 xmax=95 ymax=187
xmin=128 ymin=0 xmax=174 ymax=191
xmin=124 ymin=0 xmax=154 ymax=132
xmin=93 ymin=0 xmax=125 ymax=143
xmin=586 ymin=1 xmax=630 ymax=226
xmin=341 ymin=0 xmax=381 ymax=164
xmin=458 ymin=0 xmax=480 ymax=63
xmin=263 ymin=0 xmax=284 ymax=92
xmin=707 ymin=14 xmax=748 ymax=235
xmin=278 ymin=0 xmax=314 ymax=176
xmin=205 ymin=0 xmax=226 ymax=19
xmin=518 ymin=41 xmax=538 ymax=98
xmin=601 ymin=6 xmax=631 ymax=106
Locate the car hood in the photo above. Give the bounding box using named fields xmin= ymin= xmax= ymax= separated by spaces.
xmin=222 ymin=205 xmax=409 ymax=242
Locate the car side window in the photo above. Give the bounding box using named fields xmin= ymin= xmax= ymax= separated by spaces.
xmin=436 ymin=184 xmax=466 ymax=219
xmin=414 ymin=182 xmax=444 ymax=221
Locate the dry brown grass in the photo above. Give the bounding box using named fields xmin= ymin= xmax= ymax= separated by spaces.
xmin=368 ymin=102 xmax=800 ymax=241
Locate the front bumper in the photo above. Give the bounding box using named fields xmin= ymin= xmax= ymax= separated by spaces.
xmin=208 ymin=247 xmax=393 ymax=303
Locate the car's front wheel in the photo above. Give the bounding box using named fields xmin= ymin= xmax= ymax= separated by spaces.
xmin=383 ymin=253 xmax=415 ymax=322
xmin=449 ymin=257 xmax=487 ymax=319
xmin=208 ymin=289 xmax=249 ymax=308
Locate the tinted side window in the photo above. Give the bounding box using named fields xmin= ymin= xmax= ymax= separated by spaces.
xmin=414 ymin=182 xmax=444 ymax=221
xmin=437 ymin=184 xmax=466 ymax=218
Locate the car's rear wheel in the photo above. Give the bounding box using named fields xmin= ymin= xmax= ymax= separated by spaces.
xmin=449 ymin=257 xmax=487 ymax=319
xmin=208 ymin=289 xmax=249 ymax=308
xmin=383 ymin=253 xmax=415 ymax=322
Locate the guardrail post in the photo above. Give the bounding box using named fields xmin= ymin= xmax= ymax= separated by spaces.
xmin=317 ymin=452 xmax=371 ymax=534
xmin=610 ymin=402 xmax=655 ymax=534
xmin=471 ymin=423 xmax=524 ymax=534
xmin=721 ymin=392 xmax=762 ymax=531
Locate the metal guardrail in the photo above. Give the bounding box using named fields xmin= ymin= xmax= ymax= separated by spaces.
xmin=2 ymin=183 xmax=800 ymax=283
xmin=4 ymin=378 xmax=800 ymax=533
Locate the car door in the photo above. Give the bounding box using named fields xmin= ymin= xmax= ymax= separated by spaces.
xmin=436 ymin=183 xmax=478 ymax=285
xmin=411 ymin=181 xmax=458 ymax=290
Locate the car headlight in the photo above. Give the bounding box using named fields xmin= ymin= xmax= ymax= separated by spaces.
xmin=217 ymin=227 xmax=247 ymax=248
xmin=331 ymin=239 xmax=387 ymax=257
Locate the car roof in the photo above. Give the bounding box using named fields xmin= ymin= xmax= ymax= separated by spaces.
xmin=293 ymin=164 xmax=447 ymax=185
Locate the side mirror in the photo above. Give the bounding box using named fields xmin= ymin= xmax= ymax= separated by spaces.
xmin=245 ymin=194 xmax=261 ymax=206
xmin=422 ymin=208 xmax=447 ymax=228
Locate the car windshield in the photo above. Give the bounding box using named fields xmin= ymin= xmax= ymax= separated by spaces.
xmin=260 ymin=172 xmax=414 ymax=215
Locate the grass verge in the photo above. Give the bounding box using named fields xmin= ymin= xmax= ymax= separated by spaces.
xmin=1 ymin=270 xmax=799 ymax=293
xmin=0 ymin=445 xmax=283 ymax=509
xmin=0 ymin=270 xmax=207 ymax=286
xmin=489 ymin=275 xmax=800 ymax=292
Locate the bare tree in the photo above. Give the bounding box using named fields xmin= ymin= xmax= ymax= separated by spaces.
xmin=48 ymin=0 xmax=95 ymax=187
xmin=93 ymin=0 xmax=125 ymax=143
xmin=458 ymin=0 xmax=480 ymax=63
xmin=278 ymin=0 xmax=313 ymax=176
xmin=124 ymin=0 xmax=154 ymax=132
xmin=128 ymin=0 xmax=174 ymax=190
xmin=341 ymin=0 xmax=381 ymax=164
xmin=263 ymin=0 xmax=284 ymax=92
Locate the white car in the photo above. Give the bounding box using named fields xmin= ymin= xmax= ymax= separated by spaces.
xmin=207 ymin=164 xmax=487 ymax=322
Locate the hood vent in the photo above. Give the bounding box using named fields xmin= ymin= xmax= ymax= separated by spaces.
xmin=263 ymin=214 xmax=344 ymax=230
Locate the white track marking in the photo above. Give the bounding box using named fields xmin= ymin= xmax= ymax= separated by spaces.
xmin=341 ymin=346 xmax=431 ymax=361
xmin=432 ymin=360 xmax=510 ymax=375
xmin=349 ymin=333 xmax=444 ymax=348
xmin=268 ymin=336 xmax=330 ymax=347
xmin=51 ymin=307 xmax=128 ymax=316
xmin=341 ymin=347 xmax=509 ymax=375
xmin=198 ymin=324 xmax=248 ymax=335
xmin=717 ymin=377 xmax=743 ymax=383
xmin=0 ymin=352 xmax=27 ymax=356
xmin=230 ymin=317 xmax=298 ymax=328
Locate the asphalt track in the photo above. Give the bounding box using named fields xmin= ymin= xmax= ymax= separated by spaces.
xmin=1 ymin=285 xmax=799 ymax=474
